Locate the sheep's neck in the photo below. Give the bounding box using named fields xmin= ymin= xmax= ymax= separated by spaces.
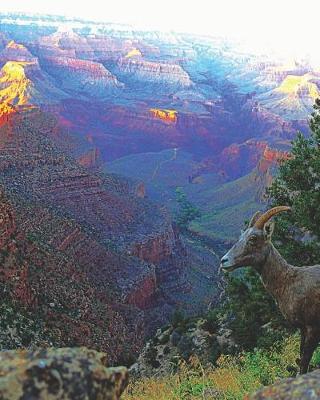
xmin=257 ymin=243 xmax=293 ymax=300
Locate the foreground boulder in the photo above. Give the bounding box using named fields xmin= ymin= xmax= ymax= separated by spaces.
xmin=0 ymin=347 xmax=128 ymax=400
xmin=248 ymin=369 xmax=320 ymax=399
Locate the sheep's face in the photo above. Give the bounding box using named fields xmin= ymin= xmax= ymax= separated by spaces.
xmin=220 ymin=222 xmax=274 ymax=272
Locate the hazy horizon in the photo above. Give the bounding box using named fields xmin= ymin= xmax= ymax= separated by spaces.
xmin=1 ymin=0 xmax=320 ymax=66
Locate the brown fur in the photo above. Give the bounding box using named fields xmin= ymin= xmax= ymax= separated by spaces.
xmin=221 ymin=212 xmax=320 ymax=374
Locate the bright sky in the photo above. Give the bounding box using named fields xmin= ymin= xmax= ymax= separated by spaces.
xmin=1 ymin=0 xmax=320 ymax=63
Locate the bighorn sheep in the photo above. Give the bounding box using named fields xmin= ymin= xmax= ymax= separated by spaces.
xmin=220 ymin=206 xmax=320 ymax=374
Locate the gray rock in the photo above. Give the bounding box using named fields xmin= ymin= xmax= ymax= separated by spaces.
xmin=248 ymin=369 xmax=320 ymax=399
xmin=0 ymin=347 xmax=128 ymax=400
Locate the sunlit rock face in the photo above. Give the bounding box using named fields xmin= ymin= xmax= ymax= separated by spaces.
xmin=0 ymin=57 xmax=67 ymax=120
xmin=125 ymin=48 xmax=142 ymax=58
xmin=258 ymin=73 xmax=320 ymax=119
xmin=150 ymin=108 xmax=177 ymax=123
xmin=252 ymin=61 xmax=311 ymax=87
xmin=0 ymin=61 xmax=33 ymax=118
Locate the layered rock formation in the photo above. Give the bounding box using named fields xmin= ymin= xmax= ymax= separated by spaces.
xmin=0 ymin=108 xmax=208 ymax=361
xmin=0 ymin=188 xmax=146 ymax=361
xmin=115 ymin=58 xmax=192 ymax=87
xmin=32 ymin=28 xmax=135 ymax=60
xmin=41 ymin=56 xmax=123 ymax=96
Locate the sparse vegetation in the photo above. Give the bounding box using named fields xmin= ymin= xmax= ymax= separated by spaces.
xmin=0 ymin=298 xmax=55 ymax=349
xmin=175 ymin=187 xmax=201 ymax=231
xmin=124 ymin=334 xmax=320 ymax=400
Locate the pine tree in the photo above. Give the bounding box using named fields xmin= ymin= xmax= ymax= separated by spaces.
xmin=175 ymin=187 xmax=201 ymax=231
xmin=267 ymin=98 xmax=320 ymax=266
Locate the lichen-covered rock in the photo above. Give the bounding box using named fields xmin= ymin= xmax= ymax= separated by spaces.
xmin=130 ymin=318 xmax=223 ymax=378
xmin=248 ymin=369 xmax=320 ymax=399
xmin=0 ymin=347 xmax=128 ymax=400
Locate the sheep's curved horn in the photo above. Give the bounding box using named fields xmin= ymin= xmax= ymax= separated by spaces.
xmin=254 ymin=206 xmax=291 ymax=229
xmin=249 ymin=211 xmax=263 ymax=227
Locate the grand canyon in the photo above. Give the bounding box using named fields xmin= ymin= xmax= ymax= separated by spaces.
xmin=0 ymin=12 xmax=316 ymax=364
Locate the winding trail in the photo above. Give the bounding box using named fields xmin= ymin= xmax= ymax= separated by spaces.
xmin=150 ymin=148 xmax=178 ymax=181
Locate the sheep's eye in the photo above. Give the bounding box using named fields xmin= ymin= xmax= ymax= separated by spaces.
xmin=248 ymin=235 xmax=257 ymax=244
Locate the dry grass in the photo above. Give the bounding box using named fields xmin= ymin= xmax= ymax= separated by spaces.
xmin=123 ymin=335 xmax=308 ymax=400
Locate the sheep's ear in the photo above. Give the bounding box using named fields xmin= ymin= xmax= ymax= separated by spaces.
xmin=263 ymin=221 xmax=275 ymax=240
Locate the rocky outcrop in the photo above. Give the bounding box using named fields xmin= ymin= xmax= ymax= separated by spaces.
xmin=131 ymin=226 xmax=180 ymax=264
xmin=258 ymin=146 xmax=290 ymax=174
xmin=126 ymin=270 xmax=157 ymax=309
xmin=130 ymin=318 xmax=237 ymax=378
xmin=0 ymin=347 xmax=128 ymax=400
xmin=215 ymin=140 xmax=290 ymax=180
xmin=150 ymin=108 xmax=177 ymax=124
xmin=0 ymin=61 xmax=33 ymax=118
xmin=0 ymin=40 xmax=37 ymax=63
xmin=217 ymin=141 xmax=265 ymax=180
xmin=248 ymin=369 xmax=320 ymax=399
